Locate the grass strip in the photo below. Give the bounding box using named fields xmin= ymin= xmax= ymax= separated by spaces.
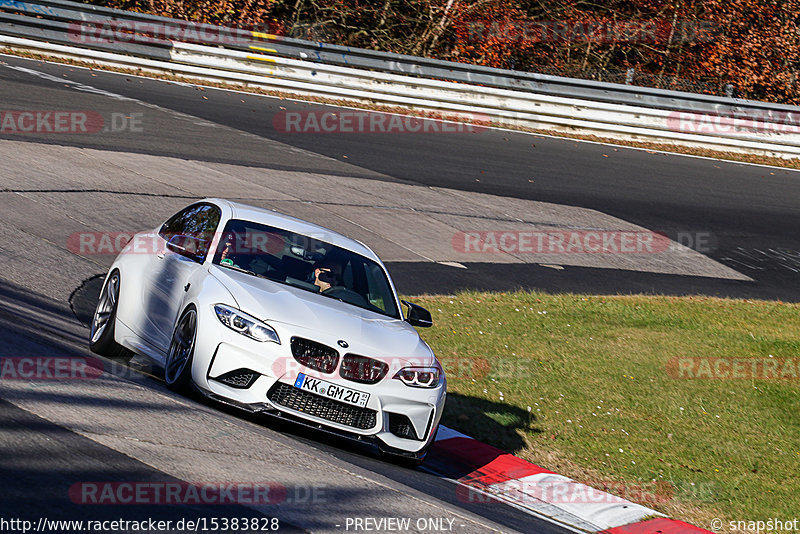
xmin=412 ymin=290 xmax=799 ymax=528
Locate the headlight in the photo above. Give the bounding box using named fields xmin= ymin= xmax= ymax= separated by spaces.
xmin=214 ymin=304 xmax=280 ymax=344
xmin=393 ymin=366 xmax=441 ymax=388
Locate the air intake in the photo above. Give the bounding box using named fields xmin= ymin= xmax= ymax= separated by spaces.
xmin=388 ymin=412 xmax=420 ymax=440
xmin=213 ymin=368 xmax=259 ymax=389
xmin=290 ymin=337 xmax=339 ymax=374
xmin=268 ymin=382 xmax=377 ymax=430
xmin=339 ymin=354 xmax=389 ymax=384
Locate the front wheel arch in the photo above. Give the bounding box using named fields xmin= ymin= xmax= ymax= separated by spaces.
xmin=89 ymin=269 xmax=131 ymax=361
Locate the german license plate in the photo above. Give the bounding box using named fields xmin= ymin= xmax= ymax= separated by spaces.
xmin=294 ymin=373 xmax=370 ymax=408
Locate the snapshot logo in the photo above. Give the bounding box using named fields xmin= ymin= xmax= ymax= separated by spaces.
xmin=457 ymin=479 xmax=674 ymax=506
xmin=69 ymin=482 xmax=296 ymax=505
xmin=726 ymin=519 xmax=800 ymax=533
xmin=0 ymin=111 xmax=143 ymax=134
xmin=462 ymin=19 xmax=717 ymax=44
xmin=0 ymin=357 xmax=103 ymax=380
xmin=273 ymin=111 xmax=489 ymax=134
xmin=668 ymin=357 xmax=800 ymax=380
xmin=453 ymin=230 xmax=671 ymax=255
xmin=68 ymin=21 xmax=279 ymax=46
xmin=668 ymin=111 xmax=800 ymax=135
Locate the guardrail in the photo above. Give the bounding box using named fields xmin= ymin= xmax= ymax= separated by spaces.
xmin=2 ymin=0 xmax=800 ymax=158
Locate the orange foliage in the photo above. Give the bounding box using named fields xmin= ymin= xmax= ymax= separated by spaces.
xmin=90 ymin=0 xmax=800 ymax=103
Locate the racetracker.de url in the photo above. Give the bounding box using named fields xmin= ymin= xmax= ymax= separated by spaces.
xmin=0 ymin=517 xmax=280 ymax=533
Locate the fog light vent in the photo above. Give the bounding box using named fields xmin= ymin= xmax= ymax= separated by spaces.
xmin=214 ymin=368 xmax=259 ymax=389
xmin=388 ymin=412 xmax=420 ymax=440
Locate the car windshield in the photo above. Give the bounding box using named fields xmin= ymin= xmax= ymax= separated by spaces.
xmin=212 ymin=219 xmax=400 ymax=319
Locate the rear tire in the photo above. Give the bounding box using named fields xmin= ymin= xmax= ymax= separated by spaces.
xmin=165 ymin=306 xmax=197 ymax=393
xmin=89 ymin=271 xmax=131 ymax=361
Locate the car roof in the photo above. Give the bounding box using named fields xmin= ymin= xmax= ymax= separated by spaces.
xmin=206 ymin=198 xmax=381 ymax=262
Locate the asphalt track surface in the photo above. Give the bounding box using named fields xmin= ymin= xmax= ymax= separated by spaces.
xmin=3 ymin=54 xmax=800 ymax=300
xmin=0 ymin=52 xmax=798 ymax=533
xmin=0 ymin=279 xmax=553 ymax=534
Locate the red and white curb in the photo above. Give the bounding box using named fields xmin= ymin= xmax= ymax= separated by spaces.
xmin=430 ymin=426 xmax=711 ymax=533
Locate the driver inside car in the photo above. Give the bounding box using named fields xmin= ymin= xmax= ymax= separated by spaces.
xmin=311 ymin=258 xmax=343 ymax=292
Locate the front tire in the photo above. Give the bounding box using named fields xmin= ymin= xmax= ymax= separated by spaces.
xmin=89 ymin=270 xmax=130 ymax=360
xmin=165 ymin=306 xmax=197 ymax=392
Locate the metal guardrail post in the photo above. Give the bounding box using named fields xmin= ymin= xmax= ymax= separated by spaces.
xmin=3 ymin=0 xmax=800 ymax=159
xmin=3 ymin=0 xmax=800 ymax=117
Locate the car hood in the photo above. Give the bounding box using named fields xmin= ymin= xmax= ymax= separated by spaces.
xmin=209 ymin=266 xmax=434 ymax=366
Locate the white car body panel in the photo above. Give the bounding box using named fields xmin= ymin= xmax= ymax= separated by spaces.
xmin=101 ymin=198 xmax=445 ymax=457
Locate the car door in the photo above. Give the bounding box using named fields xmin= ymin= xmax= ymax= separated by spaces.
xmin=139 ymin=203 xmax=221 ymax=353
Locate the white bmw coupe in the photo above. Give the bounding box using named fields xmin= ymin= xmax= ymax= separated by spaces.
xmin=89 ymin=199 xmax=445 ymax=462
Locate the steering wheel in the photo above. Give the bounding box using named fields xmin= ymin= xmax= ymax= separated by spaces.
xmin=322 ymin=286 xmax=368 ymax=307
xmin=246 ymin=254 xmax=285 ymax=277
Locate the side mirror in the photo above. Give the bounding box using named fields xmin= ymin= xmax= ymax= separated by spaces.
xmin=166 ymin=234 xmax=207 ymax=263
xmin=402 ymin=300 xmax=433 ymax=328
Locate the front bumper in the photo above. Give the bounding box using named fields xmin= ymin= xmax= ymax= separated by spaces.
xmin=191 ymin=305 xmax=445 ymax=454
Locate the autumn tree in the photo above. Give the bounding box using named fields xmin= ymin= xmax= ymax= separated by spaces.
xmin=87 ymin=0 xmax=800 ymax=103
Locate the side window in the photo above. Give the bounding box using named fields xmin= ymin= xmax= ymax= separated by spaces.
xmin=159 ymin=203 xmax=221 ymax=262
xmin=363 ymin=262 xmax=395 ymax=316
xmin=341 ymin=259 xmax=354 ymax=290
